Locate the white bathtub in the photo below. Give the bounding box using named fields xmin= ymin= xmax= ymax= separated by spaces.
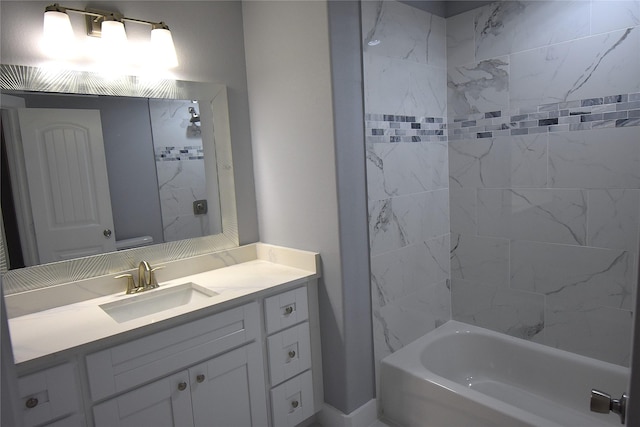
xmin=380 ymin=321 xmax=629 ymax=427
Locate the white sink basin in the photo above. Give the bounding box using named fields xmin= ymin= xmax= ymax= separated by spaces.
xmin=100 ymin=282 xmax=218 ymax=323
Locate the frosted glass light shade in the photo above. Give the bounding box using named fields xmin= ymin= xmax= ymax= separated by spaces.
xmin=150 ymin=28 xmax=178 ymax=68
xmin=101 ymin=20 xmax=128 ymax=52
xmin=42 ymin=10 xmax=74 ymax=56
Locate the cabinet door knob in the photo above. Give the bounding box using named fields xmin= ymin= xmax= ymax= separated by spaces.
xmin=288 ymin=350 xmax=296 ymax=358
xmin=196 ymin=374 xmax=205 ymax=383
xmin=25 ymin=397 xmax=38 ymax=409
xmin=291 ymin=400 xmax=299 ymax=409
xmin=178 ymin=382 xmax=187 ymax=391
xmin=284 ymin=306 xmax=294 ymax=315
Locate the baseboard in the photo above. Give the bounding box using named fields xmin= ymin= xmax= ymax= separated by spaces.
xmin=318 ymin=399 xmax=377 ymax=427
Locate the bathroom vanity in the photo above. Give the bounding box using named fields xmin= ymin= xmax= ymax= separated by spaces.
xmin=4 ymin=243 xmax=323 ymax=427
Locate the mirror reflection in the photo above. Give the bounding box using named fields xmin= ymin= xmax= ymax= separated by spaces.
xmin=1 ymin=91 xmax=222 ymax=270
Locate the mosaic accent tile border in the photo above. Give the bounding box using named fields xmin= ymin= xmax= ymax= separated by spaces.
xmin=155 ymin=146 xmax=204 ymax=161
xmin=449 ymin=92 xmax=640 ymax=140
xmin=366 ymin=113 xmax=448 ymax=143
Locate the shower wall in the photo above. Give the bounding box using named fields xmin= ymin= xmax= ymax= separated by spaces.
xmin=362 ymin=0 xmax=451 ymax=382
xmin=447 ymin=1 xmax=640 ymax=366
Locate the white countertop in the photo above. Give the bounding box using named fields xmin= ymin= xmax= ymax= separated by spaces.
xmin=7 ymin=244 xmax=319 ymax=366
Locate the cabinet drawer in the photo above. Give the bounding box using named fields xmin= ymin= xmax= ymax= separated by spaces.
xmin=264 ymin=287 xmax=308 ymax=334
xmin=267 ymin=322 xmax=311 ymax=386
xmin=270 ymin=370 xmax=314 ymax=427
xmin=87 ymin=302 xmax=259 ymax=401
xmin=18 ymin=363 xmax=79 ymax=427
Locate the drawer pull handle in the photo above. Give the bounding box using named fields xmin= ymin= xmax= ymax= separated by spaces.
xmin=284 ymin=306 xmax=294 ymax=315
xmin=196 ymin=374 xmax=206 ymax=383
xmin=288 ymin=350 xmax=296 ymax=358
xmin=178 ymin=382 xmax=187 ymax=391
xmin=291 ymin=400 xmax=299 ymax=409
xmin=25 ymin=397 xmax=38 ymax=409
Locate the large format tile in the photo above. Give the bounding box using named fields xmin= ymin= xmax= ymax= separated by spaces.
xmin=474 ymin=1 xmax=590 ymax=60
xmin=449 ymin=134 xmax=547 ymax=189
xmin=545 ymin=306 xmax=633 ymax=366
xmin=477 ymin=189 xmax=587 ymax=246
xmin=362 ymin=0 xmax=446 ymax=68
xmin=451 ymin=278 xmax=545 ymax=342
xmin=448 ymin=57 xmax=509 ymax=116
xmin=450 ymin=233 xmax=509 ymax=286
xmin=364 ymin=54 xmax=447 ymax=116
xmin=449 ymin=188 xmax=477 ymax=236
xmin=369 ymin=189 xmax=449 ymax=256
xmin=366 ymin=142 xmax=448 ymax=201
xmin=511 ymin=240 xmax=635 ymax=312
xmin=510 ymin=27 xmax=640 ymax=108
xmin=549 ymin=127 xmax=640 ymax=189
xmin=446 ymin=8 xmax=475 ymax=68
xmin=591 ymin=0 xmax=640 ymax=35
xmin=588 ymin=189 xmax=640 ymax=251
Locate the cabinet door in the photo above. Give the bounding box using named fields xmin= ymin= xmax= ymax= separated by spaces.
xmin=93 ymin=371 xmax=194 ymax=427
xmin=190 ymin=342 xmax=268 ymax=427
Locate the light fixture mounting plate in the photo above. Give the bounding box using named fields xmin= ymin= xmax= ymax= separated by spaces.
xmin=85 ymin=8 xmax=124 ymax=37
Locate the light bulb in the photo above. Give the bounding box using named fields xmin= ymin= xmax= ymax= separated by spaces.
xmin=101 ymin=19 xmax=128 ymax=52
xmin=42 ymin=10 xmax=75 ymax=58
xmin=150 ymin=27 xmax=178 ymax=68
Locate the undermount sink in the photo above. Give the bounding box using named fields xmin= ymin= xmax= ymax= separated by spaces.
xmin=100 ymin=282 xmax=219 ymax=323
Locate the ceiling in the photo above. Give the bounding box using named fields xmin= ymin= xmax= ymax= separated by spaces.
xmin=399 ymin=0 xmax=495 ymax=18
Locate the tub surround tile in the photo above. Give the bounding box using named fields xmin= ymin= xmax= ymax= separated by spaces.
xmin=510 ymin=28 xmax=640 ymax=109
xmin=449 ymin=189 xmax=477 ymax=236
xmin=477 ymin=189 xmax=587 ymax=246
xmin=366 ymin=142 xmax=448 ymax=201
xmin=450 ymin=233 xmax=509 ymax=287
xmin=511 ymin=241 xmax=635 ymax=312
xmin=591 ymin=1 xmax=640 ymax=35
xmin=446 ymin=8 xmax=475 ymax=68
xmin=447 ymin=57 xmax=509 ymax=116
xmin=549 ymin=127 xmax=640 ymax=189
xmin=451 ymin=278 xmax=545 ymax=342
xmin=588 ymin=190 xmax=640 ymax=251
xmin=474 ymin=1 xmax=590 ymax=61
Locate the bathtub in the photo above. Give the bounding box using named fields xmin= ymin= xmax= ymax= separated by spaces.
xmin=380 ymin=321 xmax=629 ymax=427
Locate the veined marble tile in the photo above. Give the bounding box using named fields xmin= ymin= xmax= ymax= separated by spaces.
xmin=159 ymin=186 xmax=207 ymax=218
xmin=474 ymin=1 xmax=590 ymax=61
xmin=362 ymin=0 xmax=446 ymax=68
xmin=588 ymin=189 xmax=640 ymax=251
xmin=157 ymin=159 xmax=207 ymax=191
xmin=545 ymin=306 xmax=633 ymax=366
xmin=448 ymin=57 xmax=509 ymax=116
xmin=446 ymin=8 xmax=475 ymax=68
xmin=449 ymin=134 xmax=547 ymax=189
xmin=510 ymin=28 xmax=640 ymax=108
xmin=371 ymin=235 xmax=450 ymax=307
xmin=163 ymin=214 xmax=209 ymax=243
xmin=364 ymin=53 xmax=447 ymax=117
xmin=511 ymin=240 xmax=635 ymax=312
xmin=477 ymin=189 xmax=587 ymax=246
xmin=451 ymin=278 xmax=545 ymax=342
xmin=449 ymin=189 xmax=477 ymax=235
xmin=450 ymin=233 xmax=509 ymax=286
xmin=549 ymin=127 xmax=640 ymax=189
xmin=369 ymin=189 xmax=449 ymax=256
xmin=366 ymin=142 xmax=448 ymax=201
xmin=591 ymin=1 xmax=640 ymax=35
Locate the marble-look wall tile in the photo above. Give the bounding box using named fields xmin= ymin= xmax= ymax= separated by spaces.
xmin=510 ymin=27 xmax=640 ymax=108
xmin=477 ymin=189 xmax=587 ymax=246
xmin=588 ymin=189 xmax=640 ymax=251
xmin=451 ymin=278 xmax=545 ymax=342
xmin=450 ymin=233 xmax=509 ymax=286
xmin=549 ymin=127 xmax=640 ymax=189
xmin=163 ymin=214 xmax=209 ymax=243
xmin=591 ymin=1 xmax=640 ymax=35
xmin=362 ymin=0 xmax=446 ymax=68
xmin=364 ymin=54 xmax=447 ymax=116
xmin=366 ymin=142 xmax=448 ymax=201
xmin=448 ymin=56 xmax=509 ymax=116
xmin=474 ymin=1 xmax=590 ymax=61
xmin=446 ymin=8 xmax=475 ymax=68
xmin=511 ymin=240 xmax=635 ymax=312
xmin=371 ymin=235 xmax=450 ymax=307
xmin=369 ymin=189 xmax=449 ymax=256
xmin=545 ymin=306 xmax=633 ymax=366
xmin=449 ymin=134 xmax=547 ymax=189
xmin=449 ymin=189 xmax=477 ymax=235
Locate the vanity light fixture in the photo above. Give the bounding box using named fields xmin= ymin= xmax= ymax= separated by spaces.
xmin=43 ymin=3 xmax=178 ymax=68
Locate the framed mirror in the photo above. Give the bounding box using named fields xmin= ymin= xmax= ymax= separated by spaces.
xmin=0 ymin=64 xmax=239 ymax=294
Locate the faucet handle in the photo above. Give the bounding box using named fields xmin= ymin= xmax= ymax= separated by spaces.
xmin=148 ymin=266 xmax=165 ymax=289
xmin=115 ymin=274 xmax=138 ymax=294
